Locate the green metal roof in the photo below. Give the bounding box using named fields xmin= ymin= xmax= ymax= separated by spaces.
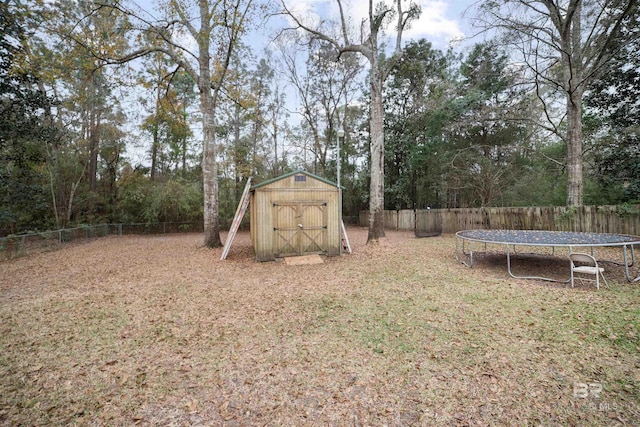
xmin=251 ymin=170 xmax=339 ymax=190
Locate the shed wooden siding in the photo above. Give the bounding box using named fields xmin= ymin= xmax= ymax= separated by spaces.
xmin=250 ymin=172 xmax=340 ymax=261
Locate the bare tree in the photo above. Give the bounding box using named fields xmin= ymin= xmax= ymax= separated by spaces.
xmin=474 ymin=0 xmax=638 ymax=206
xmin=280 ymin=0 xmax=420 ymax=242
xmin=90 ymin=0 xmax=256 ymax=247
xmin=278 ymin=37 xmax=362 ymax=176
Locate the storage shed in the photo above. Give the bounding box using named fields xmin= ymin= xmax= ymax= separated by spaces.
xmin=250 ymin=170 xmax=341 ymax=262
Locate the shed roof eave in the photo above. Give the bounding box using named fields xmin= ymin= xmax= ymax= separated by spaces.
xmin=251 ymin=170 xmax=339 ymax=190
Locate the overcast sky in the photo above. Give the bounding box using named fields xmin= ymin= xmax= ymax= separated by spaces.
xmin=133 ymin=0 xmax=477 ymax=57
xmin=275 ymin=0 xmax=477 ymax=51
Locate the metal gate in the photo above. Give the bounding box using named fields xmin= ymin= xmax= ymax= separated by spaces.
xmin=273 ymin=201 xmax=327 ymax=257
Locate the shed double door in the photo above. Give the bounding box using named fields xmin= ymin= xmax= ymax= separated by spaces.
xmin=273 ymin=201 xmax=327 ymax=257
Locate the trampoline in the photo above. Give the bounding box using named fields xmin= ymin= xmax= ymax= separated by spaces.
xmin=455 ymin=229 xmax=640 ymax=282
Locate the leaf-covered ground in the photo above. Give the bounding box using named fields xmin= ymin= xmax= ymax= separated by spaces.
xmin=1 ymin=228 xmax=639 ymax=426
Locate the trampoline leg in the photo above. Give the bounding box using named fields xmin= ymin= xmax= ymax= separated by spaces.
xmin=623 ymin=245 xmax=630 ymax=282
xmin=623 ymin=245 xmax=640 ymax=282
xmin=459 ymin=236 xmax=469 ymax=255
xmin=505 ymin=243 xmax=570 ymax=283
xmin=456 ymin=236 xmax=473 ymax=267
xmin=632 ymin=246 xmax=640 ymax=281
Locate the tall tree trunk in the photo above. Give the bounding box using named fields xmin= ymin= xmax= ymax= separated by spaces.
xmin=368 ymin=65 xmax=386 ymax=241
xmin=201 ymin=89 xmax=221 ymax=247
xmin=474 ymin=0 xmax=637 ymax=208
xmin=199 ymin=54 xmax=221 ymax=248
xmin=181 ymin=137 xmax=187 ymax=178
xmin=281 ymin=0 xmax=418 ymax=242
xmin=88 ymin=109 xmax=99 ymax=193
xmin=198 ymin=0 xmax=222 ymax=248
xmin=37 ymin=80 xmax=64 ymax=227
xmin=88 ymin=108 xmax=101 ymax=218
xmin=48 ymin=169 xmax=60 ymax=226
xmin=151 ymin=123 xmax=158 ymax=181
xmin=151 ymin=87 xmax=160 ymax=181
xmin=181 ymin=101 xmax=187 ymax=178
xmin=273 ymin=122 xmax=279 ymax=176
xmin=234 ymin=102 xmax=242 ymax=200
xmin=66 ymin=165 xmax=86 ymax=226
xmin=566 ymin=89 xmax=584 ymax=206
xmin=562 ymin=1 xmax=584 ymax=206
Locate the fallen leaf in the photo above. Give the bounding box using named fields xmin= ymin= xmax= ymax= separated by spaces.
xmin=119 ymin=375 xmax=129 ymax=386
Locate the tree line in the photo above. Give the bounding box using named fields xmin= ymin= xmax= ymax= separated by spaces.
xmin=1 ymin=0 xmax=638 ymax=241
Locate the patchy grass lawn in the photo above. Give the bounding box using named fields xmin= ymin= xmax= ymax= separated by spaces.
xmin=1 ymin=228 xmax=639 ymax=426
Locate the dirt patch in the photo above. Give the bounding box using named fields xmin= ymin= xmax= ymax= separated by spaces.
xmin=0 ymin=228 xmax=638 ymax=426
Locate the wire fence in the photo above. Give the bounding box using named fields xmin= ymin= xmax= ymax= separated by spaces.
xmin=0 ymin=222 xmax=203 ymax=261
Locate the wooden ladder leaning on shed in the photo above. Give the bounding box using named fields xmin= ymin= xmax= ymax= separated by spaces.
xmin=341 ymin=220 xmax=352 ymax=254
xmin=220 ymin=177 xmax=252 ymax=260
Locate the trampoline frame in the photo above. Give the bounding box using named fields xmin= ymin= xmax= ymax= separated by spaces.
xmin=455 ymin=229 xmax=640 ymax=283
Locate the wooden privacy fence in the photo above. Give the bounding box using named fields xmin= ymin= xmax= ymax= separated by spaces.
xmin=359 ymin=206 xmax=640 ymax=235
